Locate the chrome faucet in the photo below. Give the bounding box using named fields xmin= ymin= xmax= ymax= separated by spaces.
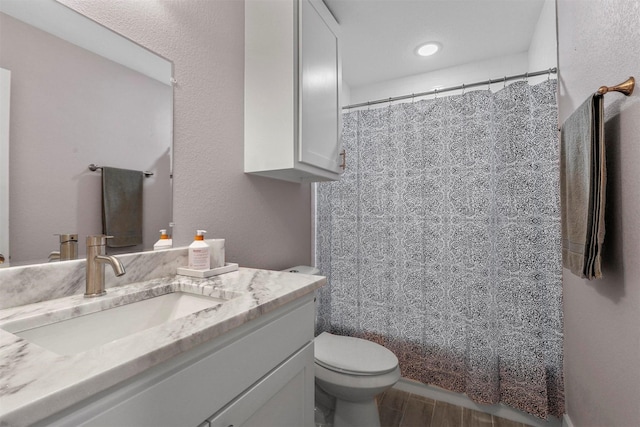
xmin=85 ymin=235 xmax=126 ymax=298
xmin=49 ymin=233 xmax=78 ymax=261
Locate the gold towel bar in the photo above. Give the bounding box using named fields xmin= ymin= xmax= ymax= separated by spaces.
xmin=597 ymin=76 xmax=635 ymax=96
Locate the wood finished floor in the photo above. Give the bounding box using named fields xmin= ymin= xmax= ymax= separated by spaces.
xmin=377 ymin=388 xmax=533 ymax=427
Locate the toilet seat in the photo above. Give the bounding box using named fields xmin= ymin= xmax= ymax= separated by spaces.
xmin=315 ymin=332 xmax=398 ymax=376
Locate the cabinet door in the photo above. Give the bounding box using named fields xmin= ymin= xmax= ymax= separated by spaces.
xmin=299 ymin=0 xmax=341 ymax=174
xmin=208 ymin=343 xmax=314 ymax=427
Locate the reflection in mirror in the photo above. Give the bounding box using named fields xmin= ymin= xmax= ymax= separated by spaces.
xmin=0 ymin=0 xmax=173 ymax=267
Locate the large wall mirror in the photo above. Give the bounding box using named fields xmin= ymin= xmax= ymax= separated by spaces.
xmin=0 ymin=0 xmax=173 ymax=267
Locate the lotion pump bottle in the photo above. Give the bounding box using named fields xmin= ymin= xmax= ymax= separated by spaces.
xmin=153 ymin=229 xmax=172 ymax=250
xmin=188 ymin=230 xmax=210 ymax=270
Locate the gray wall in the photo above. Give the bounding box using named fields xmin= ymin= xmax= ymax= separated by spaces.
xmin=557 ymin=0 xmax=640 ymax=425
xmin=60 ymin=0 xmax=312 ymax=270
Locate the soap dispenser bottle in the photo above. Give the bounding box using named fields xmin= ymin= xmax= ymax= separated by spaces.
xmin=188 ymin=230 xmax=210 ymax=270
xmin=153 ymin=229 xmax=172 ymax=250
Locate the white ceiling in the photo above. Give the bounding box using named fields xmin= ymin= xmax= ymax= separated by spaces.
xmin=323 ymin=0 xmax=546 ymax=89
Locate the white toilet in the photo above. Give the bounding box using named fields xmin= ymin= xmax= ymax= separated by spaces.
xmin=314 ymin=332 xmax=400 ymax=427
xmin=282 ymin=266 xmax=401 ymax=427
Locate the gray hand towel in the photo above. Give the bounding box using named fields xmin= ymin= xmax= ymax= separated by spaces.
xmin=101 ymin=167 xmax=143 ymax=248
xmin=560 ymin=94 xmax=606 ymax=279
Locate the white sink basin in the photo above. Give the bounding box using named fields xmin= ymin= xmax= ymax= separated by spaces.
xmin=6 ymin=292 xmax=229 ymax=355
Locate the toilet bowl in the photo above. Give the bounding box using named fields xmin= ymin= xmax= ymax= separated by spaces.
xmin=314 ymin=332 xmax=400 ymax=427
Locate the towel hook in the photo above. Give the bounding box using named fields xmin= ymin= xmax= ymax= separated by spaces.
xmin=597 ymin=76 xmax=635 ymax=96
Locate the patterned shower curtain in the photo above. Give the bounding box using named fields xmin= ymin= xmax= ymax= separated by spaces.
xmin=316 ymin=80 xmax=564 ymax=418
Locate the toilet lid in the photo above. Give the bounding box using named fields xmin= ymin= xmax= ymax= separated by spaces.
xmin=314 ymin=332 xmax=398 ymax=376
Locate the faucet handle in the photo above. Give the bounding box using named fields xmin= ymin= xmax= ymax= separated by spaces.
xmin=86 ymin=235 xmax=114 ymax=247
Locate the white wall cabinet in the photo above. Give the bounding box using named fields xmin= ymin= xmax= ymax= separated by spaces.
xmin=244 ymin=0 xmax=343 ymax=183
xmin=41 ymin=295 xmax=316 ymax=427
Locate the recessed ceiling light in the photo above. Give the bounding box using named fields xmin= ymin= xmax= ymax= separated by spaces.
xmin=416 ymin=42 xmax=440 ymax=57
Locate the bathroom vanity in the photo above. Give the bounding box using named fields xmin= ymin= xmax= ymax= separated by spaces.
xmin=0 ymin=256 xmax=324 ymax=427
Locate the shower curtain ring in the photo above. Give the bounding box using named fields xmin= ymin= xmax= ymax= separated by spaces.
xmin=434 ymin=88 xmax=438 ymax=99
xmin=504 ymin=76 xmax=507 ymax=88
xmin=462 ymin=83 xmax=465 ymax=95
xmin=412 ymin=93 xmax=415 ymax=103
xmin=547 ymin=69 xmax=551 ymax=80
xmin=525 ymin=72 xmax=529 ymax=82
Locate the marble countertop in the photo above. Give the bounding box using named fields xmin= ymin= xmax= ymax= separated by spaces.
xmin=0 ymin=267 xmax=325 ymax=426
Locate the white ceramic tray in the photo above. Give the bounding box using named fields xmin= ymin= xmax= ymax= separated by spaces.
xmin=176 ymin=262 xmax=239 ymax=278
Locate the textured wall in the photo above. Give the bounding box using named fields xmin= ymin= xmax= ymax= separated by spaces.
xmin=349 ymin=53 xmax=529 ymax=105
xmin=60 ymin=0 xmax=312 ymax=270
xmin=557 ymin=0 xmax=640 ymax=425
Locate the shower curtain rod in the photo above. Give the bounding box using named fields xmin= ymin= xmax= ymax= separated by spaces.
xmin=342 ymin=67 xmax=558 ymax=110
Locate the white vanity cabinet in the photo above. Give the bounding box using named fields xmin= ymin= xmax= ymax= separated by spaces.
xmin=206 ymin=343 xmax=313 ymax=427
xmin=244 ymin=0 xmax=343 ymax=183
xmin=42 ymin=295 xmax=316 ymax=427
